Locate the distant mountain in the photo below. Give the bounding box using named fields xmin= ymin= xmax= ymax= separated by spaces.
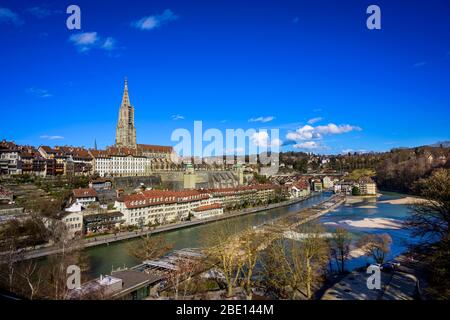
xmin=428 ymin=141 xmax=450 ymax=148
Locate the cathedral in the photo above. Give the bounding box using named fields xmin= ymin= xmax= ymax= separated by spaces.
xmin=115 ymin=78 xmax=137 ymax=148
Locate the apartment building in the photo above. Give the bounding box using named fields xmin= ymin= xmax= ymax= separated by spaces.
xmin=115 ymin=190 xmax=212 ymax=227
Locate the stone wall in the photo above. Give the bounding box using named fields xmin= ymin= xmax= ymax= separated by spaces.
xmin=111 ymin=171 xmax=240 ymax=191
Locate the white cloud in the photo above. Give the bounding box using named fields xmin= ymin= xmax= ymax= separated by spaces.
xmin=26 ymin=87 xmax=52 ymax=98
xmin=315 ymin=123 xmax=360 ymax=135
xmin=307 ymin=117 xmax=323 ymax=125
xmin=102 ymin=37 xmax=117 ymax=51
xmin=0 ymin=7 xmax=23 ymax=26
xmin=171 ymin=114 xmax=184 ymax=120
xmin=293 ymin=141 xmax=322 ymax=150
xmin=69 ymin=32 xmax=119 ymax=54
xmin=251 ymin=131 xmax=282 ymax=149
xmin=27 ymin=7 xmax=60 ymax=18
xmin=286 ymin=123 xmax=361 ymax=141
xmin=132 ymin=9 xmax=178 ymax=30
xmin=286 ymin=125 xmax=320 ymax=141
xmin=248 ymin=116 xmax=275 ymax=123
xmin=40 ymin=135 xmax=64 ymax=140
xmin=69 ymin=32 xmax=99 ymax=52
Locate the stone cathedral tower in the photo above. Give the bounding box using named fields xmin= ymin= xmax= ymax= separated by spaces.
xmin=115 ymin=78 xmax=137 ymax=148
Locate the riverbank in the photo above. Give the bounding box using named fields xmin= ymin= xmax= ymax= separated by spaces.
xmin=6 ymin=193 xmax=323 ymax=261
xmin=378 ymin=196 xmax=425 ymax=205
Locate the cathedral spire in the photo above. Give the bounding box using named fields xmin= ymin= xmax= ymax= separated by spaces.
xmin=116 ymin=78 xmax=137 ymax=148
xmin=121 ymin=77 xmax=130 ymax=107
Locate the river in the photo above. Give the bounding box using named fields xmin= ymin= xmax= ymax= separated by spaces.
xmin=80 ymin=191 xmax=418 ymax=278
xmin=84 ymin=192 xmax=330 ymax=277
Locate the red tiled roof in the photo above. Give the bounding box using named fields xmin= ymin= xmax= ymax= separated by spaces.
xmin=73 ymin=188 xmax=98 ymax=198
xmin=89 ymin=150 xmax=110 ymax=158
xmin=294 ymin=180 xmax=309 ymax=190
xmin=193 ymin=203 xmax=222 ymax=212
xmin=123 ymin=189 xmax=209 ymax=209
xmin=202 ymin=184 xmax=278 ymax=196
xmin=138 ymin=144 xmax=173 ymax=153
xmin=106 ymin=146 xmax=141 ymax=157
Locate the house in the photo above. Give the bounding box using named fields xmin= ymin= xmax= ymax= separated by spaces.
xmin=312 ymin=179 xmax=323 ymax=192
xmin=67 ymin=269 xmax=163 ymax=300
xmin=89 ymin=178 xmax=113 ymax=191
xmin=83 ymin=211 xmax=125 ymax=234
xmin=288 ymin=180 xmax=311 ymax=198
xmin=0 ymin=142 xmax=21 ymax=175
xmin=72 ymin=188 xmax=98 ymax=206
xmin=358 ymin=177 xmax=377 ymax=195
xmin=322 ymin=176 xmax=334 ymax=189
xmin=60 ymin=211 xmax=83 ymax=237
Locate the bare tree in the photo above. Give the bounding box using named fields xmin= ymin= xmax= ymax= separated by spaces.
xmin=405 ymin=168 xmax=450 ymax=299
xmin=201 ymin=221 xmax=244 ymax=298
xmin=358 ymin=233 xmax=392 ymax=264
xmin=166 ymin=258 xmax=203 ymax=299
xmin=260 ymin=239 xmax=300 ymax=299
xmin=260 ymin=225 xmax=329 ymax=299
xmin=405 ymin=168 xmax=450 ymax=243
xmin=127 ymin=233 xmax=173 ymax=262
xmin=17 ymin=260 xmax=43 ymax=300
xmin=295 ymin=225 xmax=329 ymax=299
xmin=239 ymin=228 xmax=264 ymax=299
xmin=330 ymin=227 xmax=351 ymax=273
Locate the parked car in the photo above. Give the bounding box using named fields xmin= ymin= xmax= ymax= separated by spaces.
xmin=380 ymin=262 xmax=400 ymax=272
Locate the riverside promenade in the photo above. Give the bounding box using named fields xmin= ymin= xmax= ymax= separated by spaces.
xmin=5 ymin=193 xmax=324 ymax=261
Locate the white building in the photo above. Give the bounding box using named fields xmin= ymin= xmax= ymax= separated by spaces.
xmin=288 ymin=180 xmax=311 ymax=199
xmin=115 ymin=190 xmax=212 ymax=227
xmin=192 ymin=203 xmax=224 ymax=219
xmin=73 ymin=188 xmax=98 ymax=206
xmin=322 ymin=176 xmax=334 ymax=189
xmin=61 ymin=211 xmax=83 ymax=236
xmin=90 ymin=149 xmax=153 ymax=177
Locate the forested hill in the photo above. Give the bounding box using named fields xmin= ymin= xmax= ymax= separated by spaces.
xmin=280 ymin=145 xmax=450 ymax=194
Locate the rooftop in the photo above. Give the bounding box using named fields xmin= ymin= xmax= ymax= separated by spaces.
xmin=73 ymin=188 xmax=98 ymax=198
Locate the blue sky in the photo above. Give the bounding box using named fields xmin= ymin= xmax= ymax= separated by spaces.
xmin=0 ymin=0 xmax=449 ymax=155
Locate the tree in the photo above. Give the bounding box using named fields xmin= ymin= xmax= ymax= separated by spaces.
xmin=166 ymin=258 xmax=203 ymax=299
xmin=330 ymin=227 xmax=351 ymax=273
xmin=260 ymin=239 xmax=298 ymax=299
xmin=127 ymin=233 xmax=173 ymax=262
xmin=239 ymin=228 xmax=264 ymax=299
xmin=201 ymin=222 xmax=244 ymax=298
xmin=45 ymin=227 xmax=85 ymax=299
xmin=347 ymin=169 xmax=376 ymax=181
xmin=358 ymin=233 xmax=392 ymax=264
xmin=296 ymin=225 xmax=330 ymax=298
xmin=352 ymin=186 xmax=361 ymax=196
xmin=405 ymin=168 xmax=450 ymax=299
xmin=260 ymin=225 xmax=329 ymax=299
xmin=406 ymin=168 xmax=450 ymax=243
xmin=17 ymin=260 xmax=43 ymax=300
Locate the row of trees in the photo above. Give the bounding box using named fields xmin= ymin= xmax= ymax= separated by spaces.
xmin=127 ymin=221 xmax=393 ymax=300
xmin=405 ymin=168 xmax=450 ymax=299
xmin=0 ymin=222 xmax=90 ymax=300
